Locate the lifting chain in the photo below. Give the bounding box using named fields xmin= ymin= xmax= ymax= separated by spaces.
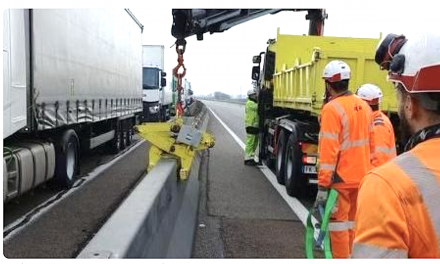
xmin=172 ymin=39 xmax=187 ymax=118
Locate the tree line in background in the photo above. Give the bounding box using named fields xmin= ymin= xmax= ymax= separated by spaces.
xmin=196 ymin=91 xmax=246 ymax=104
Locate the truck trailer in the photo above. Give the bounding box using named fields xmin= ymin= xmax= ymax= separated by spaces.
xmin=3 ymin=9 xmax=143 ymax=203
xmin=253 ymin=29 xmax=400 ymax=198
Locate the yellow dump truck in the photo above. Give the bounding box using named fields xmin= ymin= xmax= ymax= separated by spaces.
xmin=252 ymin=29 xmax=400 ymax=198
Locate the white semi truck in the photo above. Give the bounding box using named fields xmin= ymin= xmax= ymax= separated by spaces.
xmin=183 ymin=79 xmax=194 ymax=109
xmin=3 ymin=9 xmax=144 ymax=203
xmin=141 ymin=45 xmax=173 ymax=122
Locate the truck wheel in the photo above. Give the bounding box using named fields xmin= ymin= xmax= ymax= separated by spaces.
xmin=110 ymin=120 xmax=122 ymax=153
xmin=160 ymin=107 xmax=166 ymax=122
xmin=284 ymin=131 xmax=306 ymax=198
xmin=54 ymin=129 xmax=80 ymax=188
xmin=120 ymin=120 xmax=128 ymax=150
xmin=275 ymin=130 xmax=288 ymax=185
xmin=165 ymin=107 xmax=170 ymax=121
xmin=126 ymin=119 xmax=133 ymax=146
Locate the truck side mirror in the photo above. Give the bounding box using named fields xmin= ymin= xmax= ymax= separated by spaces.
xmin=161 ymin=72 xmax=167 ymax=77
xmin=251 ymin=66 xmax=260 ymax=81
xmin=161 ymin=77 xmax=167 ymax=87
xmin=252 ymin=55 xmax=261 ymax=64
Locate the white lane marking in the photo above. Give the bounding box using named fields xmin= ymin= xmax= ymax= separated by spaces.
xmin=3 ymin=139 xmax=146 ymax=242
xmin=207 ymin=105 xmax=245 ymax=149
xmin=206 ymin=104 xmax=321 ymax=240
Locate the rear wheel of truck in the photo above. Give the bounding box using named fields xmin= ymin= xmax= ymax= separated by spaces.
xmin=275 ymin=129 xmax=288 ymax=185
xmin=284 ymin=131 xmax=306 ymax=198
xmin=126 ymin=118 xmax=133 ymax=146
xmin=54 ymin=129 xmax=80 ymax=188
xmin=120 ymin=120 xmax=128 ymax=150
xmin=109 ymin=120 xmax=123 ymax=153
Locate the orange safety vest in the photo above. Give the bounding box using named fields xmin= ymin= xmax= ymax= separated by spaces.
xmin=353 ymin=137 xmax=440 ymax=258
xmin=318 ymin=92 xmax=375 ymax=189
xmin=371 ymin=111 xmax=397 ymax=167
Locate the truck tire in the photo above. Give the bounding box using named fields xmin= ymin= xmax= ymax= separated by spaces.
xmin=165 ymin=106 xmax=170 ymax=121
xmin=127 ymin=119 xmax=133 ymax=146
xmin=160 ymin=107 xmax=166 ymax=122
xmin=54 ymin=129 xmax=80 ymax=188
xmin=109 ymin=120 xmax=123 ymax=153
xmin=120 ymin=120 xmax=128 ymax=150
xmin=275 ymin=129 xmax=288 ymax=185
xmin=284 ymin=130 xmax=306 ymax=198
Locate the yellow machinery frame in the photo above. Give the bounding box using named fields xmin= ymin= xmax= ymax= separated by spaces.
xmin=136 ymin=118 xmax=215 ymax=180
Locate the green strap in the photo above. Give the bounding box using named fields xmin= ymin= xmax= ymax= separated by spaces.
xmin=305 ymin=189 xmax=338 ymax=259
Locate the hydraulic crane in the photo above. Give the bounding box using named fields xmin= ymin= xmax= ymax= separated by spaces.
xmin=170 ymin=9 xmax=327 ymax=119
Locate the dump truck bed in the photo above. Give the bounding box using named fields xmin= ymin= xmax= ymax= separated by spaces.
xmin=271 ymin=29 xmax=396 ymax=116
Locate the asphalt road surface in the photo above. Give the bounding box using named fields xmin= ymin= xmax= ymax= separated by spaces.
xmin=193 ymin=100 xmax=316 ymax=258
xmin=3 ymin=137 xmax=144 ymax=227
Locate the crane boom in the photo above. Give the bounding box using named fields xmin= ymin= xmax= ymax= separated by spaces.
xmin=169 ymin=9 xmax=327 ymax=132
xmin=171 ymin=9 xmax=327 ymax=41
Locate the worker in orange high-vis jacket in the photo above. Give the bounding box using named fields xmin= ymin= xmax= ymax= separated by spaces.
xmin=314 ymin=60 xmax=375 ymax=258
xmin=353 ymin=33 xmax=440 ymax=258
xmin=356 ymin=84 xmax=397 ymax=167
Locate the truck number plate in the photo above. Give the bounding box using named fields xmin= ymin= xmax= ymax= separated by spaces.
xmin=303 ymin=165 xmax=317 ymax=174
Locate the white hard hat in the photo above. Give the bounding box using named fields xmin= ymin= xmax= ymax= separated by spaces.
xmin=375 ymin=32 xmax=440 ymax=93
xmin=247 ymin=89 xmax=256 ymax=96
xmin=322 ymin=60 xmax=351 ymax=82
xmin=356 ymin=84 xmax=383 ymax=104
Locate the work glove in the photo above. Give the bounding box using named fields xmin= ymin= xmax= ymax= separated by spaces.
xmin=313 ymin=186 xmax=329 ymax=211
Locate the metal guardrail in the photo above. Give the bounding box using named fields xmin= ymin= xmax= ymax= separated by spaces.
xmin=78 ymin=104 xmax=210 ymax=259
xmin=198 ymin=98 xmax=246 ymax=105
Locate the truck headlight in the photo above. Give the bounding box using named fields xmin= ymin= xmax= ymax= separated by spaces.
xmin=149 ymin=106 xmax=159 ymax=114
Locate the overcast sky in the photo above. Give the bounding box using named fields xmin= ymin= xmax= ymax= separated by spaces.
xmin=130 ymin=6 xmax=438 ymax=97
xmin=2 ymin=1 xmax=439 ymax=97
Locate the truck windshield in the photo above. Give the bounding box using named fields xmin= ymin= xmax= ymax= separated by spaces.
xmin=143 ymin=67 xmax=160 ymax=89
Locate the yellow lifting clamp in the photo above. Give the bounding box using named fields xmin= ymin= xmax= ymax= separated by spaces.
xmin=136 ymin=118 xmax=215 ymax=180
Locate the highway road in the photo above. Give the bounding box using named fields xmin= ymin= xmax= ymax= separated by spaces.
xmin=193 ymin=100 xmax=317 ymax=258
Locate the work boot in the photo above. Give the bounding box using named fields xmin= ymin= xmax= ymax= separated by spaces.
xmin=244 ymin=159 xmax=257 ymax=166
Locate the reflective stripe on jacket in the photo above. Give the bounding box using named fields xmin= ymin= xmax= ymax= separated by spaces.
xmin=245 ymin=99 xmax=259 ymax=128
xmin=371 ymin=111 xmax=397 ymax=167
xmin=317 ymin=93 xmax=375 ymax=189
xmin=353 ymin=137 xmax=440 ymax=258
